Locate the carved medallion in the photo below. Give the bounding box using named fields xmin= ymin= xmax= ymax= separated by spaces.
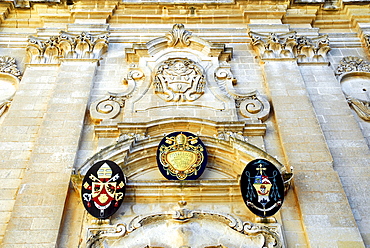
xmin=157 ymin=132 xmax=207 ymax=180
xmin=81 ymin=160 xmax=126 ymax=219
xmin=154 ymin=58 xmax=206 ymax=102
xmin=240 ymin=159 xmax=284 ymax=217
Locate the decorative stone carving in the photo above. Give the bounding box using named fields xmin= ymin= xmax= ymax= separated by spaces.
xmin=335 ymin=56 xmax=370 ymax=76
xmin=154 ymin=58 xmax=206 ymax=102
xmin=249 ymin=32 xmax=330 ymax=63
xmin=90 ymin=69 xmax=143 ymax=120
xmin=215 ymin=63 xmax=270 ymax=121
xmin=0 ymin=56 xmax=21 ymax=118
xmin=86 ymin=205 xmax=283 ymax=248
xmin=336 ymin=56 xmax=370 ymax=121
xmin=0 ymin=56 xmax=22 ymax=79
xmin=217 ymin=131 xmax=248 ymax=142
xmin=165 ymin=23 xmax=192 ymax=47
xmin=27 ymin=31 xmax=109 ymax=64
xmin=365 ymin=34 xmax=370 ymax=49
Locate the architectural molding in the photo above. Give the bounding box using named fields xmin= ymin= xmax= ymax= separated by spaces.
xmin=86 ymin=205 xmax=283 ymax=248
xmin=26 ymin=31 xmax=109 ymax=64
xmin=249 ymin=31 xmax=330 ymax=63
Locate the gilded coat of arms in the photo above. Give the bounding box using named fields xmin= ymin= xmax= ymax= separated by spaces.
xmin=157 ymin=132 xmax=207 ymax=180
xmin=153 ymin=58 xmax=206 ymax=102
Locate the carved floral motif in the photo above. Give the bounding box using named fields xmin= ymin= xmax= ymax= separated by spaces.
xmin=249 ymin=31 xmax=330 ymax=62
xmin=215 ymin=63 xmax=270 ymax=121
xmin=0 ymin=56 xmax=22 ymax=79
xmin=27 ymin=31 xmax=109 ymax=64
xmin=154 ymin=58 xmax=206 ymax=102
xmin=335 ymin=56 xmax=370 ymax=76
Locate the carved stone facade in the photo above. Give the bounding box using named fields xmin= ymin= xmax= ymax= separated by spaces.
xmin=0 ymin=0 xmax=370 ymax=248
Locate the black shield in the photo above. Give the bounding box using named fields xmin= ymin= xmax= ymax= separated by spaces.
xmin=81 ymin=160 xmax=126 ymax=219
xmin=240 ymin=158 xmax=285 ymax=217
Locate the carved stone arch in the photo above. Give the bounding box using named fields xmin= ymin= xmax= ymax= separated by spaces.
xmin=78 ymin=120 xmax=287 ymax=180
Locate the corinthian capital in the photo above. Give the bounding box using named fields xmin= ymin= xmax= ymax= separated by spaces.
xmin=26 ymin=31 xmax=109 ymax=64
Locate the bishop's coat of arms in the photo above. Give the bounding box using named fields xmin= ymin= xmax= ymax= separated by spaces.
xmin=240 ymin=159 xmax=285 ymax=217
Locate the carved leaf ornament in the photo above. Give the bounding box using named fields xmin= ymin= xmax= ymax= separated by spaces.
xmin=27 ymin=31 xmax=109 ymax=64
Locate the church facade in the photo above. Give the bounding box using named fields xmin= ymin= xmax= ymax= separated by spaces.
xmin=0 ymin=0 xmax=369 ymax=247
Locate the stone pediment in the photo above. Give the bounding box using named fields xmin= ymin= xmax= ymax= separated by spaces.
xmin=90 ymin=24 xmax=270 ymax=123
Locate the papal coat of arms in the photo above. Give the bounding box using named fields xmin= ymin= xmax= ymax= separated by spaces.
xmin=81 ymin=160 xmax=126 ymax=219
xmin=153 ymin=58 xmax=206 ymax=102
xmin=240 ymin=159 xmax=285 ymax=217
xmin=157 ymin=132 xmax=207 ymax=180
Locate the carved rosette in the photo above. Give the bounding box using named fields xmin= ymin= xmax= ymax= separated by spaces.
xmin=215 ymin=64 xmax=270 ymax=121
xmin=90 ymin=69 xmax=143 ymax=120
xmin=154 ymin=58 xmax=206 ymax=102
xmin=336 ymin=56 xmax=370 ymax=121
xmin=249 ymin=32 xmax=330 ymax=62
xmin=364 ymin=34 xmax=370 ymax=51
xmin=27 ymin=31 xmax=109 ymax=64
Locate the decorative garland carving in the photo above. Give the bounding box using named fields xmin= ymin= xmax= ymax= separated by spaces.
xmin=154 ymin=58 xmax=206 ymax=102
xmin=89 ymin=69 xmax=143 ymax=120
xmin=215 ymin=63 xmax=270 ymax=121
xmin=27 ymin=31 xmax=109 ymax=64
xmin=335 ymin=56 xmax=370 ymax=76
xmin=87 ymin=206 xmax=282 ymax=248
xmin=249 ymin=32 xmax=330 ymax=62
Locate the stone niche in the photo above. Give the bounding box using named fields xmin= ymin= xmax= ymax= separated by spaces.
xmin=90 ymin=24 xmax=270 ymax=123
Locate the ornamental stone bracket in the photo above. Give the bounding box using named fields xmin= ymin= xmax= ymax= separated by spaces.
xmin=26 ymin=31 xmax=109 ymax=64
xmin=0 ymin=56 xmax=22 ymax=118
xmin=85 ymin=203 xmax=284 ymax=248
xmin=364 ymin=34 xmax=370 ymax=52
xmin=214 ymin=62 xmax=270 ymax=121
xmin=249 ymin=31 xmax=330 ymax=64
xmin=90 ymin=67 xmax=144 ymax=120
xmin=335 ymin=56 xmax=370 ymax=121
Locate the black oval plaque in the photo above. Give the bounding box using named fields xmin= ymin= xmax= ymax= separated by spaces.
xmin=81 ymin=160 xmax=126 ymax=219
xmin=156 ymin=131 xmax=207 ymax=180
xmin=240 ymin=159 xmax=285 ymax=217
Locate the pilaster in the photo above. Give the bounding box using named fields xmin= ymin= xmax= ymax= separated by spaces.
xmin=1 ymin=31 xmax=107 ymax=247
xmin=250 ymin=30 xmax=365 ymax=247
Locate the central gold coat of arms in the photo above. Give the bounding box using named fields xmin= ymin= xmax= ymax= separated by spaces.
xmin=157 ymin=132 xmax=207 ymax=180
